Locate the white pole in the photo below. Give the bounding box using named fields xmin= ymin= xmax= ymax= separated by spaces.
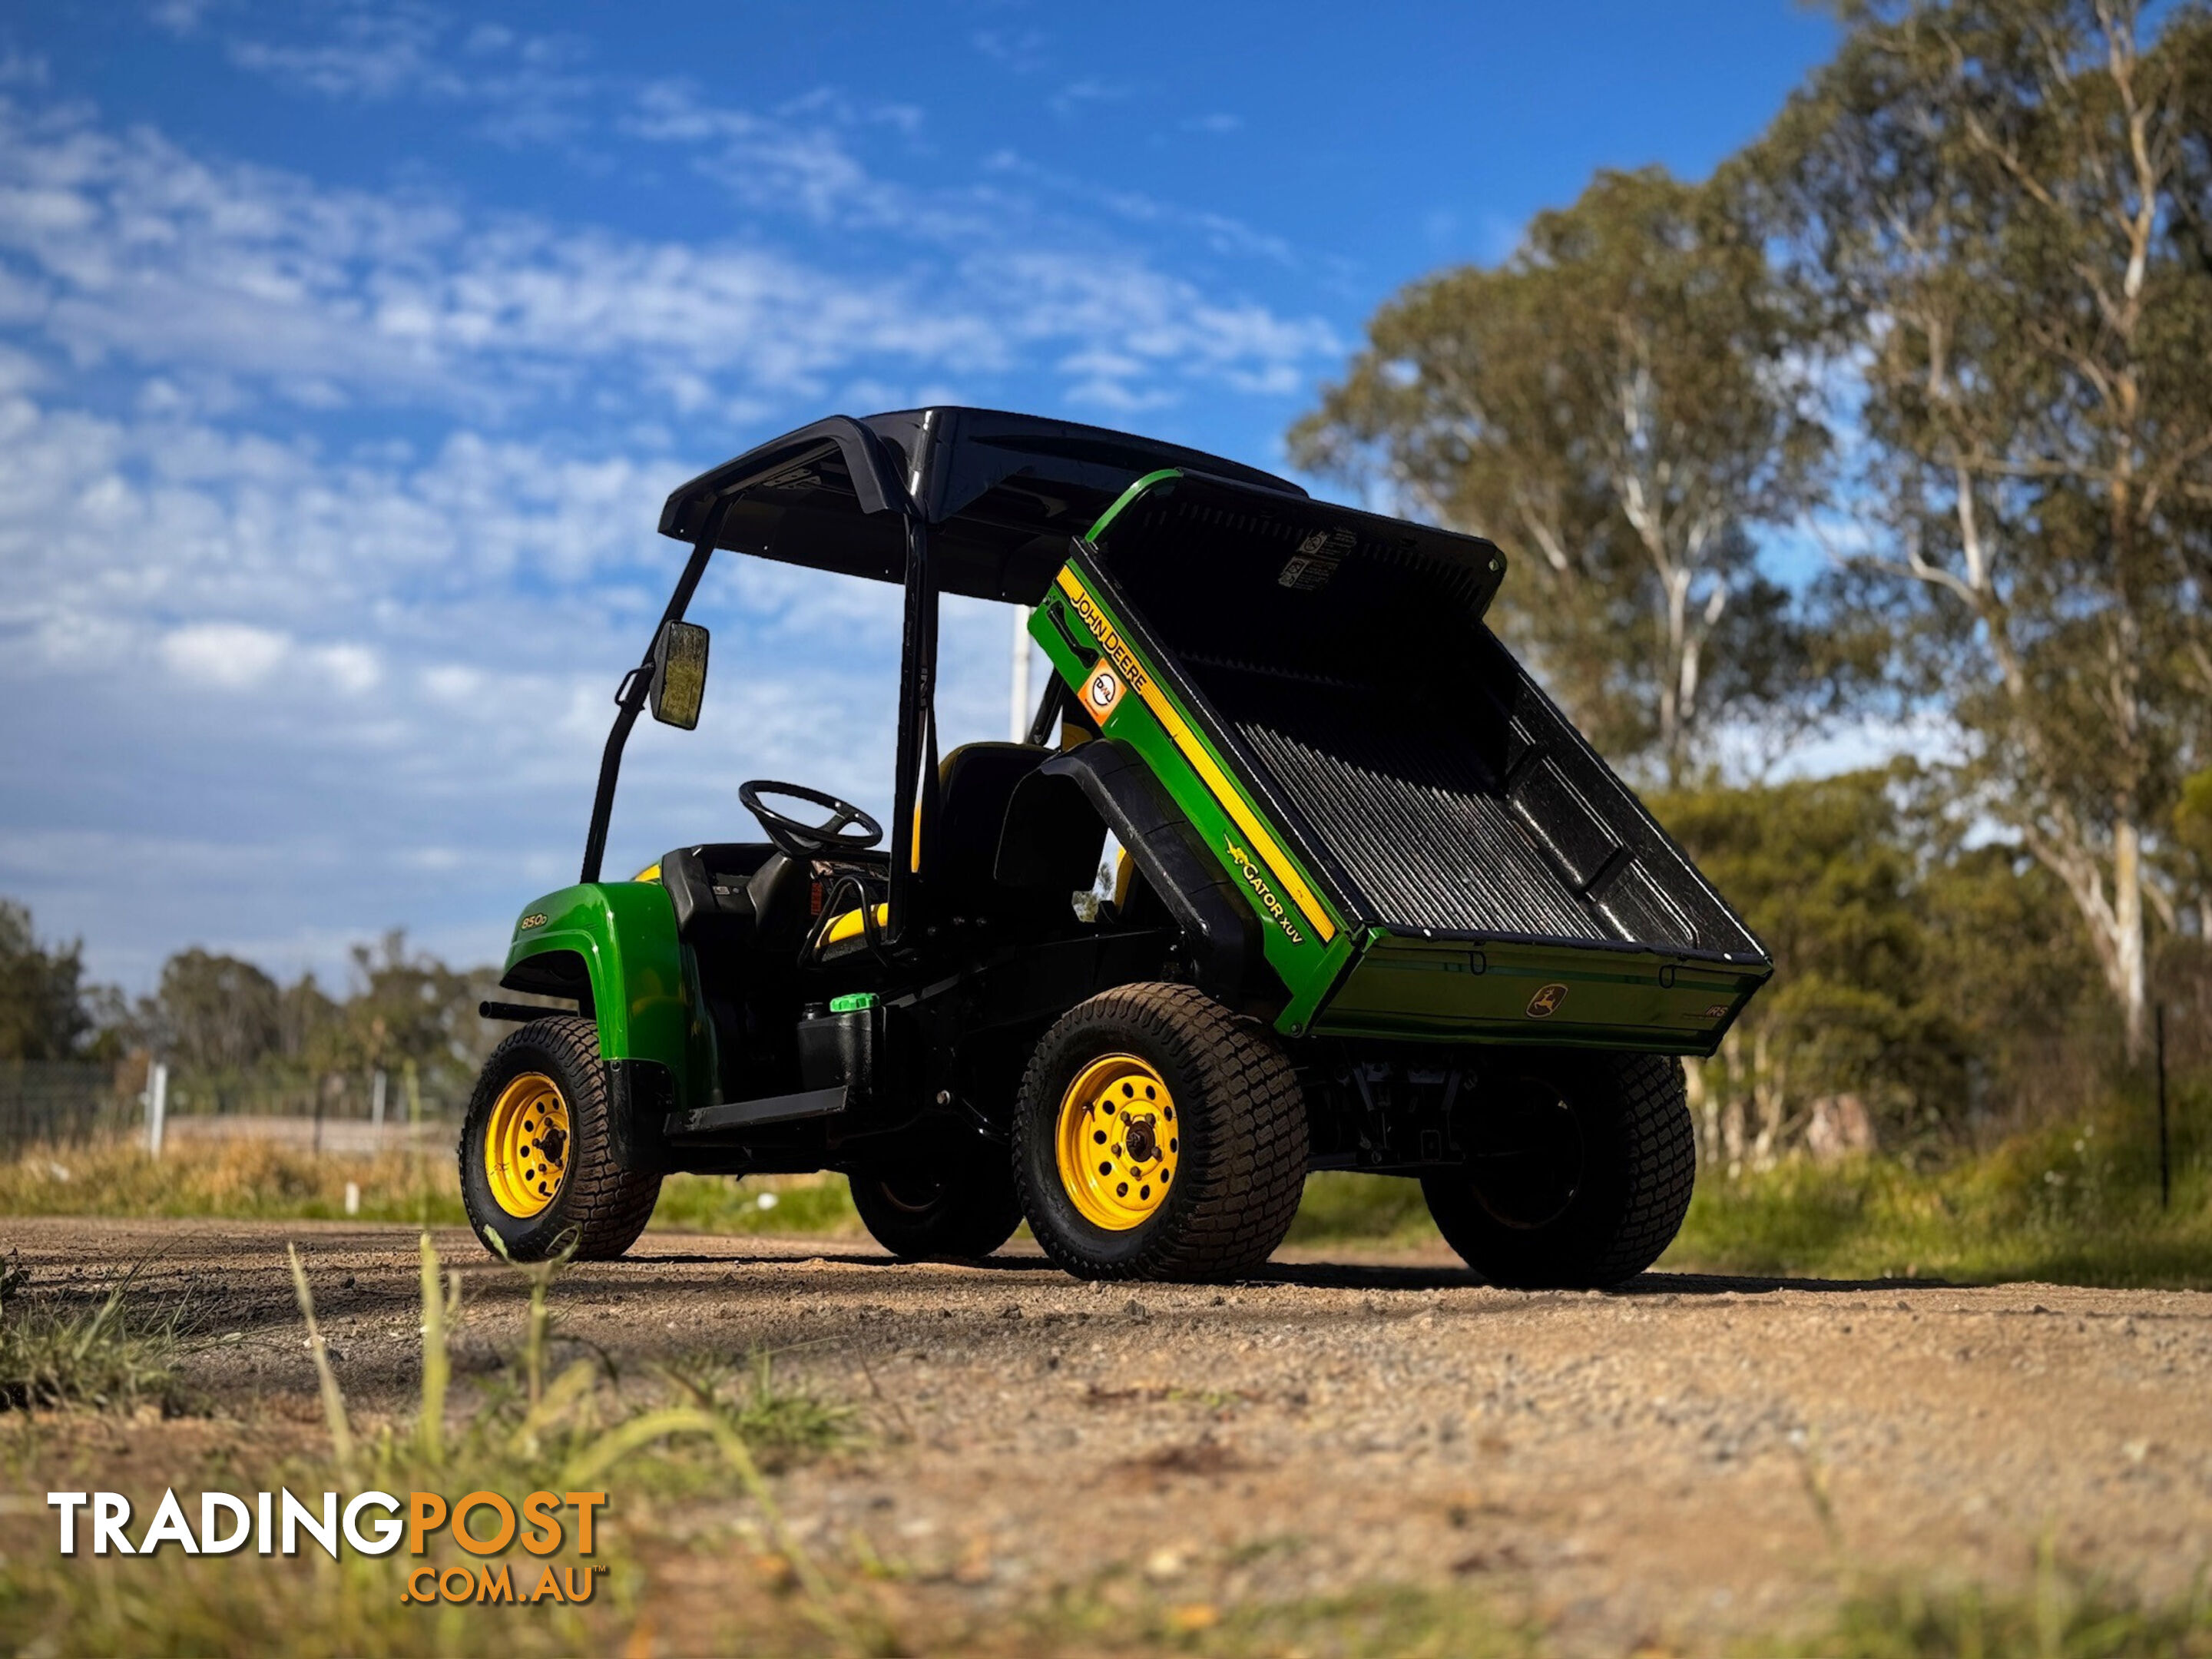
xmin=371 ymin=1068 xmax=387 ymax=1132
xmin=1010 ymin=605 xmax=1032 ymax=742
xmin=145 ymin=1061 xmax=167 ymax=1159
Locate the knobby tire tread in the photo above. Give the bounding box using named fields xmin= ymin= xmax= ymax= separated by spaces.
xmin=461 ymin=1015 xmax=661 ymax=1261
xmin=1422 ymin=1050 xmax=1694 ymax=1289
xmin=1588 ymin=1052 xmax=1697 ymax=1285
xmin=1015 ymin=982 xmax=1307 ymax=1282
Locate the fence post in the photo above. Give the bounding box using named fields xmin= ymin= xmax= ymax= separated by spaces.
xmin=372 ymin=1068 xmax=387 ymax=1134
xmin=144 ymin=1061 xmax=168 ymax=1159
xmin=402 ymin=1058 xmax=423 ymax=1198
xmin=2156 ymin=1003 xmax=2170 ymax=1212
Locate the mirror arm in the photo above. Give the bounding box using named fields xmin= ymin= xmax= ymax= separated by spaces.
xmin=580 ymin=496 xmax=731 ymax=885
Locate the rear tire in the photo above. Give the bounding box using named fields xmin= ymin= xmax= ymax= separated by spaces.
xmin=849 ymin=1147 xmax=1023 ymax=1260
xmin=1422 ymin=1051 xmax=1693 ymax=1289
xmin=1014 ymin=983 xmax=1308 ymax=1282
xmin=460 ymin=1016 xmax=662 ymax=1261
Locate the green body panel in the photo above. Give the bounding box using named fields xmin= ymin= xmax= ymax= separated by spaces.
xmin=1315 ymin=930 xmax=1762 ymax=1055
xmin=1031 ymin=528 xmax=1348 ymax=1033
xmin=503 ymin=881 xmax=717 ymax=1109
xmin=1028 ymin=469 xmax=1767 ymax=1053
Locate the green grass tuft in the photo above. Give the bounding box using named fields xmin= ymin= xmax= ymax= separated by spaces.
xmin=654 ymin=1349 xmax=856 ymax=1468
xmin=1789 ymin=1555 xmax=2212 ymax=1657
xmin=0 ymin=1263 xmax=195 ymax=1414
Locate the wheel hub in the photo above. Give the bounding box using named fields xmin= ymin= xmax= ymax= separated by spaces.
xmin=485 ymin=1071 xmax=572 ymax=1219
xmin=1055 ymin=1053 xmax=1179 ymax=1231
xmin=1465 ymin=1075 xmax=1585 ymax=1230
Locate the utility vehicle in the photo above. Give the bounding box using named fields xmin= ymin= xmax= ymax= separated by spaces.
xmin=463 ymin=408 xmax=1770 ymax=1285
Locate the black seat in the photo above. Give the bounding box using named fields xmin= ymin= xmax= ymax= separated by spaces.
xmin=812 ymin=743 xmax=1060 ymax=959
xmin=933 ymin=741 xmax=1088 ymax=918
xmin=659 ymin=843 xmax=776 ymax=949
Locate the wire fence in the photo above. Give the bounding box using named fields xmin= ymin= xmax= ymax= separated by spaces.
xmin=0 ymin=1060 xmax=468 ymax=1158
xmin=157 ymin=1071 xmax=467 ymax=1123
xmin=0 ymin=1062 xmax=139 ymax=1157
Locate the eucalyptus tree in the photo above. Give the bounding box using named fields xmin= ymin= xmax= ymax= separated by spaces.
xmin=1290 ymin=167 xmax=1826 ymax=780
xmin=155 ymin=948 xmax=283 ymax=1072
xmin=0 ymin=899 xmax=91 ymax=1061
xmin=1748 ymin=0 xmax=2212 ymax=1055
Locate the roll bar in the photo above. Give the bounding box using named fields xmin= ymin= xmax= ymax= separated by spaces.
xmin=580 ymin=421 xmax=940 ymax=953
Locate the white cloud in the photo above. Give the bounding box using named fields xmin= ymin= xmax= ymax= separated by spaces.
xmin=0 ymin=50 xmax=50 ymax=87
xmin=227 ymin=7 xmax=453 ymax=100
xmin=222 ymin=5 xmax=596 ymax=145
xmin=1048 ymin=79 xmax=1130 ymax=121
xmin=145 ymin=0 xmax=223 ymax=37
xmin=0 ymin=376 xmax=1020 ymax=988
xmin=160 ymin=621 xmax=291 ymax=687
xmin=624 ymin=80 xmax=988 ymax=240
xmin=309 ymin=641 xmax=381 ymax=695
xmin=972 ymin=29 xmax=1051 ymax=75
xmin=0 ymin=92 xmax=1334 ymax=431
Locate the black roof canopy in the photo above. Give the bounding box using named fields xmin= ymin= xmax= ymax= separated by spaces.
xmin=657 ymin=405 xmax=1503 ymax=611
xmin=657 ymin=406 xmax=1296 ymax=605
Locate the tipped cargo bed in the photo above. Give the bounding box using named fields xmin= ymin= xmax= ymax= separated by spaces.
xmin=1075 ymin=472 xmax=1770 ymax=1049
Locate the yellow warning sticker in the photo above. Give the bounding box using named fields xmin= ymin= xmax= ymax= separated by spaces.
xmin=1082 ymin=659 xmax=1127 ymax=724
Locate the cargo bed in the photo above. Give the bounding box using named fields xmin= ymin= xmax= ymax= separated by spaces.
xmin=1048 ymin=470 xmax=1770 ymax=1051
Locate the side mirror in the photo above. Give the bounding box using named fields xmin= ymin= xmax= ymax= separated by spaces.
xmin=649 ymin=620 xmax=710 ymax=730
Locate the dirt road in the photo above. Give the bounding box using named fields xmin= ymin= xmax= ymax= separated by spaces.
xmin=5 ymin=1216 xmax=2207 ymax=1654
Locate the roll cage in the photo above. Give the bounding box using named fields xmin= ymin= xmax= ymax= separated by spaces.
xmin=579 ymin=406 xmax=1310 ymax=949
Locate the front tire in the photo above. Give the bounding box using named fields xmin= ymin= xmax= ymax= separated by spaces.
xmin=1422 ymin=1051 xmax=1694 ymax=1289
xmin=1013 ymin=983 xmax=1308 ymax=1282
xmin=461 ymin=1016 xmax=662 ymax=1261
xmin=848 ymin=1147 xmax=1023 ymax=1260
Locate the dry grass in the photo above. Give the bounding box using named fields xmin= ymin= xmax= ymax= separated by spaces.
xmin=0 ymin=1136 xmax=467 ymax=1225
xmin=0 ymin=1137 xmax=1372 ymax=1248
xmin=1667 ymin=1091 xmax=2212 ymax=1290
xmin=0 ymin=1137 xmax=867 ymax=1238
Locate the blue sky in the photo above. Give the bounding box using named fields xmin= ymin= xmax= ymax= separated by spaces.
xmin=0 ymin=0 xmax=1839 ymax=990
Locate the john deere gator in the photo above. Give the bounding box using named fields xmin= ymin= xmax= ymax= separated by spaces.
xmin=462 ymin=408 xmax=1770 ymax=1286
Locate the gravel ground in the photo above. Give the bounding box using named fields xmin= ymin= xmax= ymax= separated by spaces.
xmin=4 ymin=1215 xmax=2207 ymax=1654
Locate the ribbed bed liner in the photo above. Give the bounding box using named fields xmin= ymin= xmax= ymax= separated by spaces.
xmin=1227 ymin=694 xmax=1598 ymax=940
xmin=1096 ymin=490 xmax=1760 ymax=961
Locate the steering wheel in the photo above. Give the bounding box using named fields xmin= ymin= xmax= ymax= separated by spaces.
xmin=739 ymin=780 xmax=884 ymax=860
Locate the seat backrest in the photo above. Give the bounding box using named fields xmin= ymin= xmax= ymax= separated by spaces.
xmin=661 ymin=843 xmax=775 ymax=949
xmin=929 ymin=742 xmax=1053 ymax=907
xmin=746 ymin=852 xmax=833 ymax=946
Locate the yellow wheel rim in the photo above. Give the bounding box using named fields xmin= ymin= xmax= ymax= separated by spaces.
xmin=1055 ymin=1053 xmax=1180 ymax=1231
xmin=484 ymin=1071 xmax=571 ymax=1218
